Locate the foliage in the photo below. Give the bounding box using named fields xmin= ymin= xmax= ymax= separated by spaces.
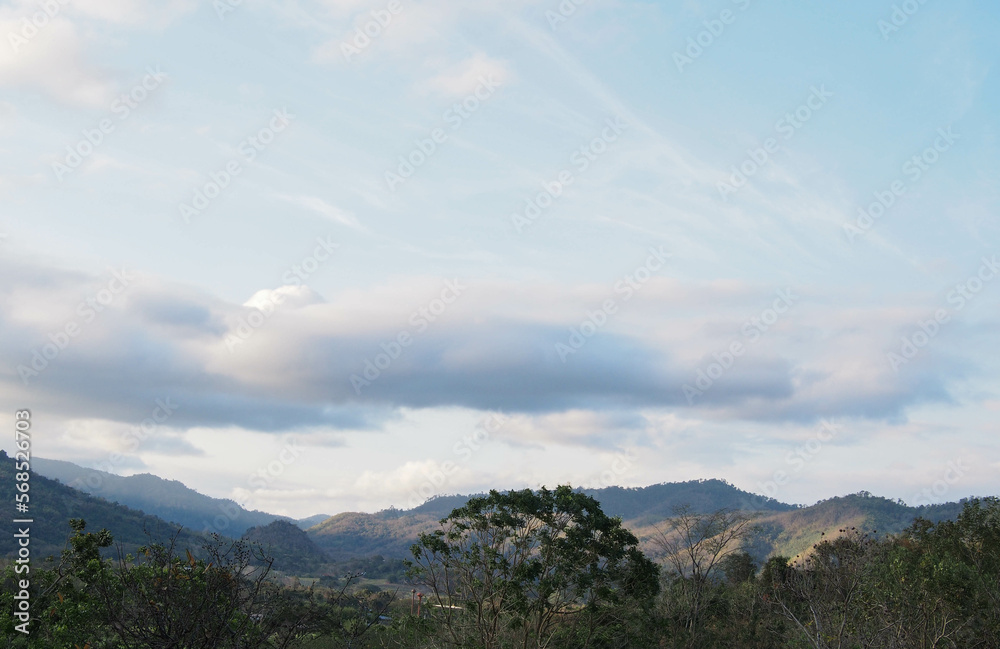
xmin=651 ymin=506 xmax=759 ymax=648
xmin=0 ymin=519 xmax=392 ymax=649
xmin=0 ymin=453 xmax=208 ymax=560
xmin=4 ymin=482 xmax=1000 ymax=649
xmin=1 ymin=518 xmax=116 ymax=647
xmin=242 ymin=519 xmax=331 ymax=574
xmin=409 ymin=485 xmax=660 ymax=649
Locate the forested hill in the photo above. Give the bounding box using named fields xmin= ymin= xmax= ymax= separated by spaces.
xmin=30 ymin=456 xmax=315 ymax=536
xmin=405 ymin=479 xmax=793 ymax=520
xmin=308 ymin=483 xmax=968 ymax=563
xmin=583 ymin=479 xmax=796 ymax=522
xmin=1 ymin=450 xmax=209 ymax=559
xmin=9 ymin=452 xmax=973 ymax=569
xmin=241 ymin=519 xmax=330 ymax=574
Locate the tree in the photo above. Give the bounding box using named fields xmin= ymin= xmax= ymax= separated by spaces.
xmin=0 ymin=518 xmax=116 ymax=647
xmin=764 ymin=528 xmax=884 ymax=649
xmin=409 ymin=485 xmax=659 ymax=649
xmin=91 ymin=531 xmax=311 ymax=648
xmin=650 ymin=505 xmax=758 ymax=648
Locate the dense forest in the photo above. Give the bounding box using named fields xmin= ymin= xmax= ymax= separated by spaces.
xmin=3 ymin=486 xmax=998 ymax=648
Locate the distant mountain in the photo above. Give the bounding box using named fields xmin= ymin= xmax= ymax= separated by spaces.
xmin=241 ymin=519 xmax=331 ymax=575
xmin=308 ymin=508 xmax=437 ymax=561
xmin=307 ymin=482 xmax=971 ymax=564
xmin=582 ymin=479 xmax=796 ymax=523
xmin=745 ymin=492 xmax=964 ymax=561
xmin=1 ymin=450 xmax=210 ymax=559
xmin=18 ymin=455 xmax=978 ymax=574
xmin=297 ymin=514 xmax=332 ymax=530
xmin=31 ymin=456 xmax=316 ymax=536
xmin=307 ymin=479 xmax=798 ymax=561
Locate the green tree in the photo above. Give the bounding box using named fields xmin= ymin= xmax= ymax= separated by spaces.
xmin=409 ymin=485 xmax=659 ymax=649
xmin=1 ymin=518 xmax=116 ymax=647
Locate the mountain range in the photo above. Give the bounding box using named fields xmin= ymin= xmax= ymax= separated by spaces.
xmin=30 ymin=456 xmax=326 ymax=536
xmin=6 ymin=452 xmax=976 ymax=575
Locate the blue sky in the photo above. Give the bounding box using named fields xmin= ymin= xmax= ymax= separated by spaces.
xmin=1 ymin=0 xmax=997 ymax=517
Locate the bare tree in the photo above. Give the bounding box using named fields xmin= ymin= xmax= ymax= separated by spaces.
xmin=650 ymin=505 xmax=758 ymax=648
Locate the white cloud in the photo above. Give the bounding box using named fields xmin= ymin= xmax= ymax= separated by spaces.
xmin=0 ymin=12 xmax=114 ymax=107
xmin=244 ymin=285 xmax=326 ymax=310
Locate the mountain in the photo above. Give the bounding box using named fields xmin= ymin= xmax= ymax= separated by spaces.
xmin=307 ymin=479 xmax=797 ymax=561
xmin=16 ymin=455 xmax=977 ymax=573
xmin=307 ymin=482 xmax=971 ymax=565
xmin=296 ymin=514 xmax=332 ymax=529
xmin=746 ymin=492 xmax=964 ymax=561
xmin=1 ymin=450 xmax=210 ymax=560
xmin=581 ymin=479 xmax=796 ymax=523
xmin=241 ymin=519 xmax=331 ymax=574
xmin=31 ymin=456 xmax=312 ymax=536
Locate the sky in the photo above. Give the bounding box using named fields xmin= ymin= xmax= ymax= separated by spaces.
xmin=0 ymin=0 xmax=998 ymax=519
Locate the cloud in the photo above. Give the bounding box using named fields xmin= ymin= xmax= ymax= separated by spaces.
xmin=244 ymin=285 xmax=326 ymax=310
xmin=0 ymin=10 xmax=114 ymax=107
xmin=498 ymin=409 xmax=648 ymax=449
xmin=0 ymin=0 xmax=194 ymax=107
xmin=0 ymin=259 xmax=986 ymax=436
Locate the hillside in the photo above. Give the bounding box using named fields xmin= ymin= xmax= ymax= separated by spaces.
xmin=241 ymin=519 xmax=331 ymax=574
xmin=11 ymin=454 xmax=977 ymax=574
xmin=308 ymin=479 xmax=796 ymax=561
xmin=749 ymin=492 xmax=964 ymax=561
xmin=308 ymin=485 xmax=971 ymax=565
xmin=31 ymin=456 xmax=311 ymax=535
xmin=1 ymin=450 xmax=210 ymax=559
xmin=582 ymin=479 xmax=795 ymax=523
xmin=400 ymin=479 xmax=793 ymax=522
